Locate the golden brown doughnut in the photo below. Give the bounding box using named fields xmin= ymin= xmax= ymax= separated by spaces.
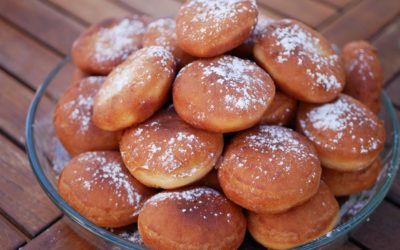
xmin=138 ymin=186 xmax=246 ymax=250
xmin=92 ymin=46 xmax=176 ymax=131
xmin=176 ymin=0 xmax=258 ymax=57
xmin=193 ymin=169 xmax=221 ymax=191
xmin=58 ymin=151 xmax=154 ymax=228
xmin=218 ymin=125 xmax=321 ymax=213
xmin=120 ymin=109 xmax=224 ymax=189
xmin=143 ymin=18 xmax=195 ymax=68
xmin=173 ymin=55 xmax=275 ymax=133
xmin=259 ymin=90 xmax=297 ymax=126
xmin=342 ymin=40 xmax=383 ymax=113
xmin=248 ymin=181 xmax=339 ymax=250
xmin=254 ymin=19 xmax=345 ymax=103
xmin=297 ymin=94 xmax=385 ymax=172
xmin=72 ymin=16 xmax=150 ymax=75
xmin=54 ymin=77 xmax=121 ymax=156
xmin=232 ymin=17 xmax=275 ymax=59
xmin=322 ymin=159 xmax=381 ymax=196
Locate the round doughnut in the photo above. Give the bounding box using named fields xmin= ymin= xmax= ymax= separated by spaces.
xmin=54 ymin=76 xmax=121 ymax=156
xmin=232 ymin=17 xmax=275 ymax=59
xmin=218 ymin=125 xmax=322 ymax=213
xmin=92 ymin=46 xmax=176 ymax=131
xmin=342 ymin=40 xmax=383 ymax=113
xmin=296 ymin=94 xmax=385 ymax=172
xmin=138 ymin=186 xmax=246 ymax=250
xmin=259 ymin=90 xmax=297 ymax=126
xmin=58 ymin=151 xmax=154 ymax=228
xmin=176 ymin=0 xmax=258 ymax=57
xmin=173 ymin=55 xmax=275 ymax=133
xmin=143 ymin=18 xmax=195 ymax=68
xmin=72 ymin=16 xmax=150 ymax=75
xmin=120 ymin=109 xmax=224 ymax=189
xmin=248 ymin=181 xmax=339 ymax=250
xmin=254 ymin=19 xmax=345 ymax=103
xmin=322 ymin=159 xmax=381 ymax=196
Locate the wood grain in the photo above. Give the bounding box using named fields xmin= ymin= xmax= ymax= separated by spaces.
xmin=352 ymin=201 xmax=400 ymax=250
xmin=0 ymin=215 xmax=26 ymax=250
xmin=337 ymin=241 xmax=362 ymax=250
xmin=318 ymin=0 xmax=358 ymax=8
xmin=0 ymin=20 xmax=73 ymax=98
xmin=0 ymin=134 xmax=60 ymax=237
xmin=0 ymin=0 xmax=84 ymax=55
xmin=371 ymin=17 xmax=400 ymax=83
xmin=116 ymin=0 xmax=181 ymax=17
xmin=258 ymin=0 xmax=337 ymax=27
xmin=48 ymin=0 xmax=134 ymax=24
xmin=385 ymin=75 xmax=400 ymax=108
xmin=0 ymin=70 xmax=52 ymax=145
xmin=22 ymin=219 xmax=94 ymax=250
xmin=321 ymin=0 xmax=400 ymax=47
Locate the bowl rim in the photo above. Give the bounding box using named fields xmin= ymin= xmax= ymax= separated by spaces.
xmin=25 ymin=58 xmax=400 ymax=250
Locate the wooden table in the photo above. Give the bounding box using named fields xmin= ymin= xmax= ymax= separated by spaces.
xmin=0 ymin=0 xmax=399 ymax=249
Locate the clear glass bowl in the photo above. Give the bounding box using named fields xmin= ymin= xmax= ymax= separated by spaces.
xmin=26 ymin=58 xmax=400 ymax=250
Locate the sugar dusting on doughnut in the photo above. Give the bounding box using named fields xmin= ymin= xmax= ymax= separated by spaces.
xmin=145 ymin=187 xmax=234 ymax=221
xmin=198 ymin=56 xmax=270 ymax=112
xmin=244 ymin=17 xmax=274 ymax=45
xmin=299 ymin=95 xmax=381 ymax=154
xmin=146 ymin=18 xmax=176 ymax=51
xmin=73 ymin=151 xmax=143 ymax=207
xmin=269 ymin=20 xmax=341 ymax=91
xmin=181 ymin=0 xmax=257 ymax=41
xmin=93 ymin=18 xmax=146 ymax=62
xmin=61 ymin=77 xmax=102 ymax=133
xmin=347 ymin=48 xmax=376 ymax=81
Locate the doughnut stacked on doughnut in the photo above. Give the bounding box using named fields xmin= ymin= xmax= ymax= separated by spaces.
xmin=56 ymin=0 xmax=387 ymax=248
xmin=342 ymin=40 xmax=383 ymax=113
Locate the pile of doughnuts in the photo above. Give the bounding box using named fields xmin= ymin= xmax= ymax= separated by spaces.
xmin=54 ymin=0 xmax=386 ymax=249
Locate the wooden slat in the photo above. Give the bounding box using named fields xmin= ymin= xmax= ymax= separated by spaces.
xmin=48 ymin=0 xmax=134 ymax=24
xmin=0 ymin=215 xmax=26 ymax=250
xmin=0 ymin=70 xmax=53 ymax=145
xmin=352 ymin=201 xmax=400 ymax=250
xmin=0 ymin=0 xmax=84 ymax=55
xmin=116 ymin=0 xmax=181 ymax=17
xmin=318 ymin=0 xmax=357 ymax=8
xmin=338 ymin=241 xmax=362 ymax=250
xmin=258 ymin=6 xmax=284 ymax=20
xmin=0 ymin=134 xmax=60 ymax=237
xmin=22 ymin=219 xmax=94 ymax=250
xmin=0 ymin=20 xmax=72 ymax=98
xmin=257 ymin=0 xmax=337 ymax=27
xmin=321 ymin=0 xmax=400 ymax=47
xmin=371 ymin=17 xmax=400 ymax=83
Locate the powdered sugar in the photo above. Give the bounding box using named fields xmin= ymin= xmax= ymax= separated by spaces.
xmin=245 ymin=17 xmax=274 ymax=44
xmin=347 ymin=48 xmax=376 ymax=81
xmin=93 ymin=18 xmax=146 ymax=62
xmin=199 ymin=55 xmax=272 ymax=111
xmin=146 ymin=18 xmax=176 ymax=51
xmin=300 ymin=95 xmax=381 ymax=153
xmin=75 ymin=152 xmax=143 ymax=207
xmin=269 ymin=20 xmax=341 ymax=91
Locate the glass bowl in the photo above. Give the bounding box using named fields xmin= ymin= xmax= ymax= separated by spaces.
xmin=26 ymin=58 xmax=400 ymax=250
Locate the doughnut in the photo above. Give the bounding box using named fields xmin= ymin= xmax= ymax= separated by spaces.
xmin=297 ymin=94 xmax=385 ymax=172
xmin=254 ymin=19 xmax=345 ymax=103
xmin=72 ymin=16 xmax=150 ymax=75
xmin=120 ymin=109 xmax=224 ymax=189
xmin=58 ymin=151 xmax=154 ymax=228
xmin=54 ymin=76 xmax=121 ymax=156
xmin=173 ymin=55 xmax=275 ymax=133
xmin=218 ymin=125 xmax=321 ymax=213
xmin=259 ymin=90 xmax=297 ymax=126
xmin=71 ymin=68 xmax=90 ymax=84
xmin=248 ymin=181 xmax=339 ymax=249
xmin=322 ymin=159 xmax=381 ymax=196
xmin=176 ymin=0 xmax=258 ymax=57
xmin=92 ymin=46 xmax=176 ymax=131
xmin=232 ymin=17 xmax=275 ymax=59
xmin=138 ymin=186 xmax=246 ymax=250
xmin=143 ymin=18 xmax=195 ymax=68
xmin=342 ymin=40 xmax=383 ymax=113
